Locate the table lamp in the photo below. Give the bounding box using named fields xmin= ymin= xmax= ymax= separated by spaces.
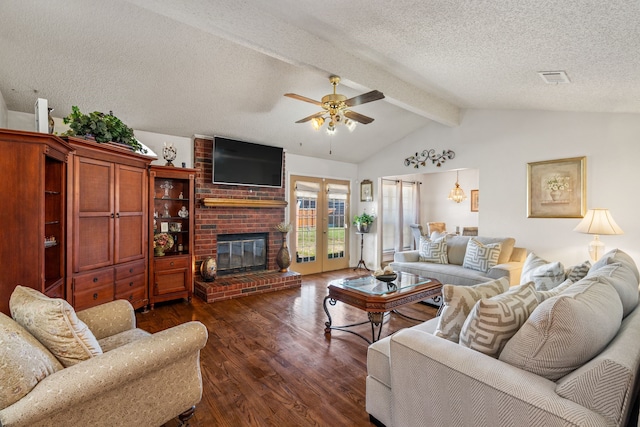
xmin=573 ymin=208 xmax=623 ymax=261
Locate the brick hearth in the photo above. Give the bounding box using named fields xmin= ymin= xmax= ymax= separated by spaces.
xmin=194 ymin=270 xmax=301 ymax=303
xmin=193 ymin=136 xmax=296 ymax=301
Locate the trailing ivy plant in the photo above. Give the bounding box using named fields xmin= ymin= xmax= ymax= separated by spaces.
xmin=62 ymin=106 xmax=147 ymax=154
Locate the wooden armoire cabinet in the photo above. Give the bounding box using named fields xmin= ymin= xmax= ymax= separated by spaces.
xmin=65 ymin=137 xmax=153 ymax=311
xmin=149 ymin=165 xmax=195 ymax=308
xmin=0 ymin=130 xmax=73 ymax=315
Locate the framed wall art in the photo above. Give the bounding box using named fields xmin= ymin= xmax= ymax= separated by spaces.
xmin=527 ymin=156 xmax=586 ymax=218
xmin=360 ymin=179 xmax=373 ymax=202
xmin=470 ymin=189 xmax=479 ymax=212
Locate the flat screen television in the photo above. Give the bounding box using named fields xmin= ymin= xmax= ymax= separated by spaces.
xmin=212 ymin=136 xmax=283 ymax=187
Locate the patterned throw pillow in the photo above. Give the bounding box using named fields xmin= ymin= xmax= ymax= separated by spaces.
xmin=500 ymin=275 xmax=622 ymax=381
xmin=462 ymin=238 xmax=501 ymax=273
xmin=10 ymin=286 xmax=103 ymax=367
xmin=418 ymin=235 xmax=448 ymax=264
xmin=459 ymin=282 xmax=539 ymax=357
xmin=566 ymin=260 xmax=591 ymax=282
xmin=520 ymin=252 xmax=566 ymax=291
xmin=434 ymin=277 xmax=510 ymax=342
xmin=534 ymin=279 xmax=573 ymax=303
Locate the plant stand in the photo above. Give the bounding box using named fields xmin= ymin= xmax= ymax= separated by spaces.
xmin=354 ymin=232 xmax=370 ymax=271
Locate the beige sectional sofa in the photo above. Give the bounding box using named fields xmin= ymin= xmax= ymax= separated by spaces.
xmin=0 ymin=288 xmax=208 ymax=427
xmin=390 ymin=235 xmax=526 ymax=287
xmin=367 ymin=249 xmax=640 ymax=427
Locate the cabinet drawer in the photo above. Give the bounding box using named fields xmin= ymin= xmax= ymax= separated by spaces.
xmin=73 ymin=269 xmax=114 ymax=311
xmin=115 ymin=273 xmax=146 ymax=304
xmin=155 ymin=256 xmax=190 ymax=271
xmin=115 ymin=260 xmax=146 ymax=280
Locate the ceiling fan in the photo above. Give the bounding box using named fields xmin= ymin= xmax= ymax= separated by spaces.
xmin=284 ymin=75 xmax=385 ymax=134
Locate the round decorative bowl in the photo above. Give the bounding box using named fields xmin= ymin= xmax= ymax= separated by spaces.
xmin=375 ymin=273 xmax=397 ymax=283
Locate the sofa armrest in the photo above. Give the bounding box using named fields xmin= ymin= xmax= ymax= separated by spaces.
xmin=393 ymin=250 xmax=420 ymax=262
xmin=389 ymin=329 xmax=607 ymax=426
xmin=510 ymin=247 xmax=527 ymax=263
xmin=0 ymin=321 xmax=208 ymax=427
xmin=487 ymin=262 xmax=523 ymax=285
xmin=76 ymin=299 xmax=137 ymax=340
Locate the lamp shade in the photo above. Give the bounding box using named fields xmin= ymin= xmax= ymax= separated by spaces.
xmin=573 ymin=208 xmax=624 ymax=235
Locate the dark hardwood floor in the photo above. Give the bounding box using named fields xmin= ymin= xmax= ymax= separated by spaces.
xmin=135 ymin=269 xmax=438 ymax=427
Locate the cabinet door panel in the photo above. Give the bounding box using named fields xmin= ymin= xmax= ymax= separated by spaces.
xmin=77 ymin=216 xmax=113 ymax=270
xmin=115 ymin=165 xmax=146 ymax=264
xmin=117 ymin=167 xmax=145 ymax=212
xmin=154 ymin=269 xmax=189 ymax=296
xmin=78 ymin=159 xmax=113 ymax=213
xmin=117 ymin=215 xmax=145 ymax=261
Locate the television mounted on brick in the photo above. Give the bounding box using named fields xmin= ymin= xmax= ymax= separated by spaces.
xmin=212 ymin=136 xmax=283 ymax=188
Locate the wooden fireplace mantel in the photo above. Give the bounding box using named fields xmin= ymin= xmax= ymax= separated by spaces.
xmin=202 ymin=198 xmax=288 ymax=208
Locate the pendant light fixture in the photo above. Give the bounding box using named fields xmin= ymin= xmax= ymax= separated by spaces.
xmin=448 ymin=170 xmax=467 ymax=203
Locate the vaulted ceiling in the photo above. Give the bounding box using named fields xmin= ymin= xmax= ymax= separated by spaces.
xmin=1 ymin=1 xmax=639 ymax=163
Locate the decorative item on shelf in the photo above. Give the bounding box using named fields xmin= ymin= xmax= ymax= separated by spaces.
xmin=169 ymin=222 xmax=182 ymax=232
xmin=153 ymin=233 xmax=174 ymax=257
xmin=405 ymin=149 xmax=455 ymax=168
xmin=163 ymin=203 xmax=170 ymax=218
xmin=573 ymin=208 xmax=624 ymax=261
xmin=448 ymin=170 xmax=467 ymax=203
xmin=178 ymin=192 xmax=184 ymax=199
xmin=61 ymin=106 xmax=147 ymax=153
xmin=274 ymin=222 xmax=292 ymax=272
xmin=177 ymin=243 xmax=184 ymax=252
xmin=178 ymin=206 xmax=189 ymax=218
xmin=160 ymin=180 xmax=173 ymax=198
xmin=353 ymin=212 xmax=375 ymax=233
xmin=200 ymin=256 xmax=217 ymax=282
xmin=47 ymin=108 xmax=55 ymax=134
xmin=162 ymin=142 xmax=177 ymax=167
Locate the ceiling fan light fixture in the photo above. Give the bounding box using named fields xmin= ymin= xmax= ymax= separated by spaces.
xmin=311 ymin=117 xmax=324 ymax=130
xmin=326 ymin=124 xmax=336 ymax=135
xmin=345 ymin=118 xmax=356 ymax=132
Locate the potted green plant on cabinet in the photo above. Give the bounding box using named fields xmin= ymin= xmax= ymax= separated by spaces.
xmin=62 ymin=106 xmax=147 ymax=153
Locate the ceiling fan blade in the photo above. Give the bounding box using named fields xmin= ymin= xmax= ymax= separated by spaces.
xmin=345 ymin=90 xmax=385 ymax=107
xmin=344 ymin=110 xmax=374 ymax=124
xmin=295 ymin=111 xmax=326 ymax=123
xmin=284 ymin=93 xmax=323 ymax=107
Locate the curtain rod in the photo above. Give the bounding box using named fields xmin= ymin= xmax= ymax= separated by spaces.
xmin=381 ymin=178 xmax=422 ymax=184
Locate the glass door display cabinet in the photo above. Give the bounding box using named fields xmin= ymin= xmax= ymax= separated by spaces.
xmin=149 ymin=165 xmax=195 ymax=308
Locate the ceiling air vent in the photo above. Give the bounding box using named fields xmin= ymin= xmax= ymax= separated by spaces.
xmin=538 ymin=71 xmax=571 ymax=84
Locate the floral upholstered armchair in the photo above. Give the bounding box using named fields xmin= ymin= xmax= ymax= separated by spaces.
xmin=0 ymin=286 xmax=208 ymax=427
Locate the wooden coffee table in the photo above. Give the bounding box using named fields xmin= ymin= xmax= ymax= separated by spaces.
xmin=323 ymin=272 xmax=442 ymax=344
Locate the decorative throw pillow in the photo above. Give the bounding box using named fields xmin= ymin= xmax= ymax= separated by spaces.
xmin=462 ymin=238 xmax=501 ymax=273
xmin=459 ymin=282 xmax=538 ymax=358
xmin=519 ymin=252 xmax=566 ymax=291
xmin=0 ymin=312 xmax=63 ymax=410
xmin=434 ymin=277 xmax=510 ymax=342
xmin=587 ymin=262 xmax=639 ymax=317
xmin=499 ymin=275 xmax=623 ymax=381
xmin=566 ymin=260 xmax=591 ymax=282
xmin=534 ymin=278 xmax=573 ymax=303
xmin=590 ymin=248 xmax=640 ymax=283
xmin=10 ymin=286 xmax=103 ymax=367
xmin=418 ymin=235 xmax=448 ymax=264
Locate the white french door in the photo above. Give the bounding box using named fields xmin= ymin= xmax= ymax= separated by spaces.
xmin=289 ymin=175 xmax=350 ymax=275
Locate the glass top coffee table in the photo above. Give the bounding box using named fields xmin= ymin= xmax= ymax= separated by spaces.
xmin=323 ymin=272 xmax=442 ymax=344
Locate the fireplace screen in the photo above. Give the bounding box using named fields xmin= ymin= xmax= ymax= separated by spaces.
xmin=217 ymin=233 xmax=267 ymax=275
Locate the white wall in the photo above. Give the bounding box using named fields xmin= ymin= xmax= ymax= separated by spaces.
xmin=136 ymin=130 xmax=192 ymax=167
xmin=359 ymin=109 xmax=640 ymax=269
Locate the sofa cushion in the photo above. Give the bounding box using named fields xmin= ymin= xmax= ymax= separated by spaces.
xmin=587 ymin=262 xmax=639 ymax=317
xmin=462 ymin=238 xmax=501 ymax=273
xmin=566 ymin=260 xmax=591 ymax=282
xmin=10 ymin=285 xmax=103 ymax=367
xmin=459 ymin=282 xmax=538 ymax=357
xmin=534 ymin=278 xmax=573 ymax=303
xmin=434 ymin=277 xmax=510 ymax=342
xmin=418 ymin=235 xmax=448 ymax=264
xmin=499 ymin=275 xmax=623 ymax=381
xmin=98 ymin=328 xmax=152 ymax=352
xmin=591 ymin=248 xmax=640 ymax=283
xmin=0 ymin=312 xmax=63 ymax=410
xmin=520 ymin=252 xmax=566 ymax=291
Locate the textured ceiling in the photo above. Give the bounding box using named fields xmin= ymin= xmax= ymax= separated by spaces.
xmin=1 ymin=0 xmax=639 ymax=163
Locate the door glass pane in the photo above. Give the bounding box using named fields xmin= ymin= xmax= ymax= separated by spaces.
xmin=295 ymin=182 xmax=319 ymax=264
xmin=327 ymin=190 xmax=347 ymax=260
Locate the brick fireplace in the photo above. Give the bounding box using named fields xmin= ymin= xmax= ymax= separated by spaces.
xmin=192 ymin=137 xmax=301 ymax=302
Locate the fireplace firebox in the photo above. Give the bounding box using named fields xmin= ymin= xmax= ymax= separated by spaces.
xmin=216 ymin=233 xmax=268 ymax=275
